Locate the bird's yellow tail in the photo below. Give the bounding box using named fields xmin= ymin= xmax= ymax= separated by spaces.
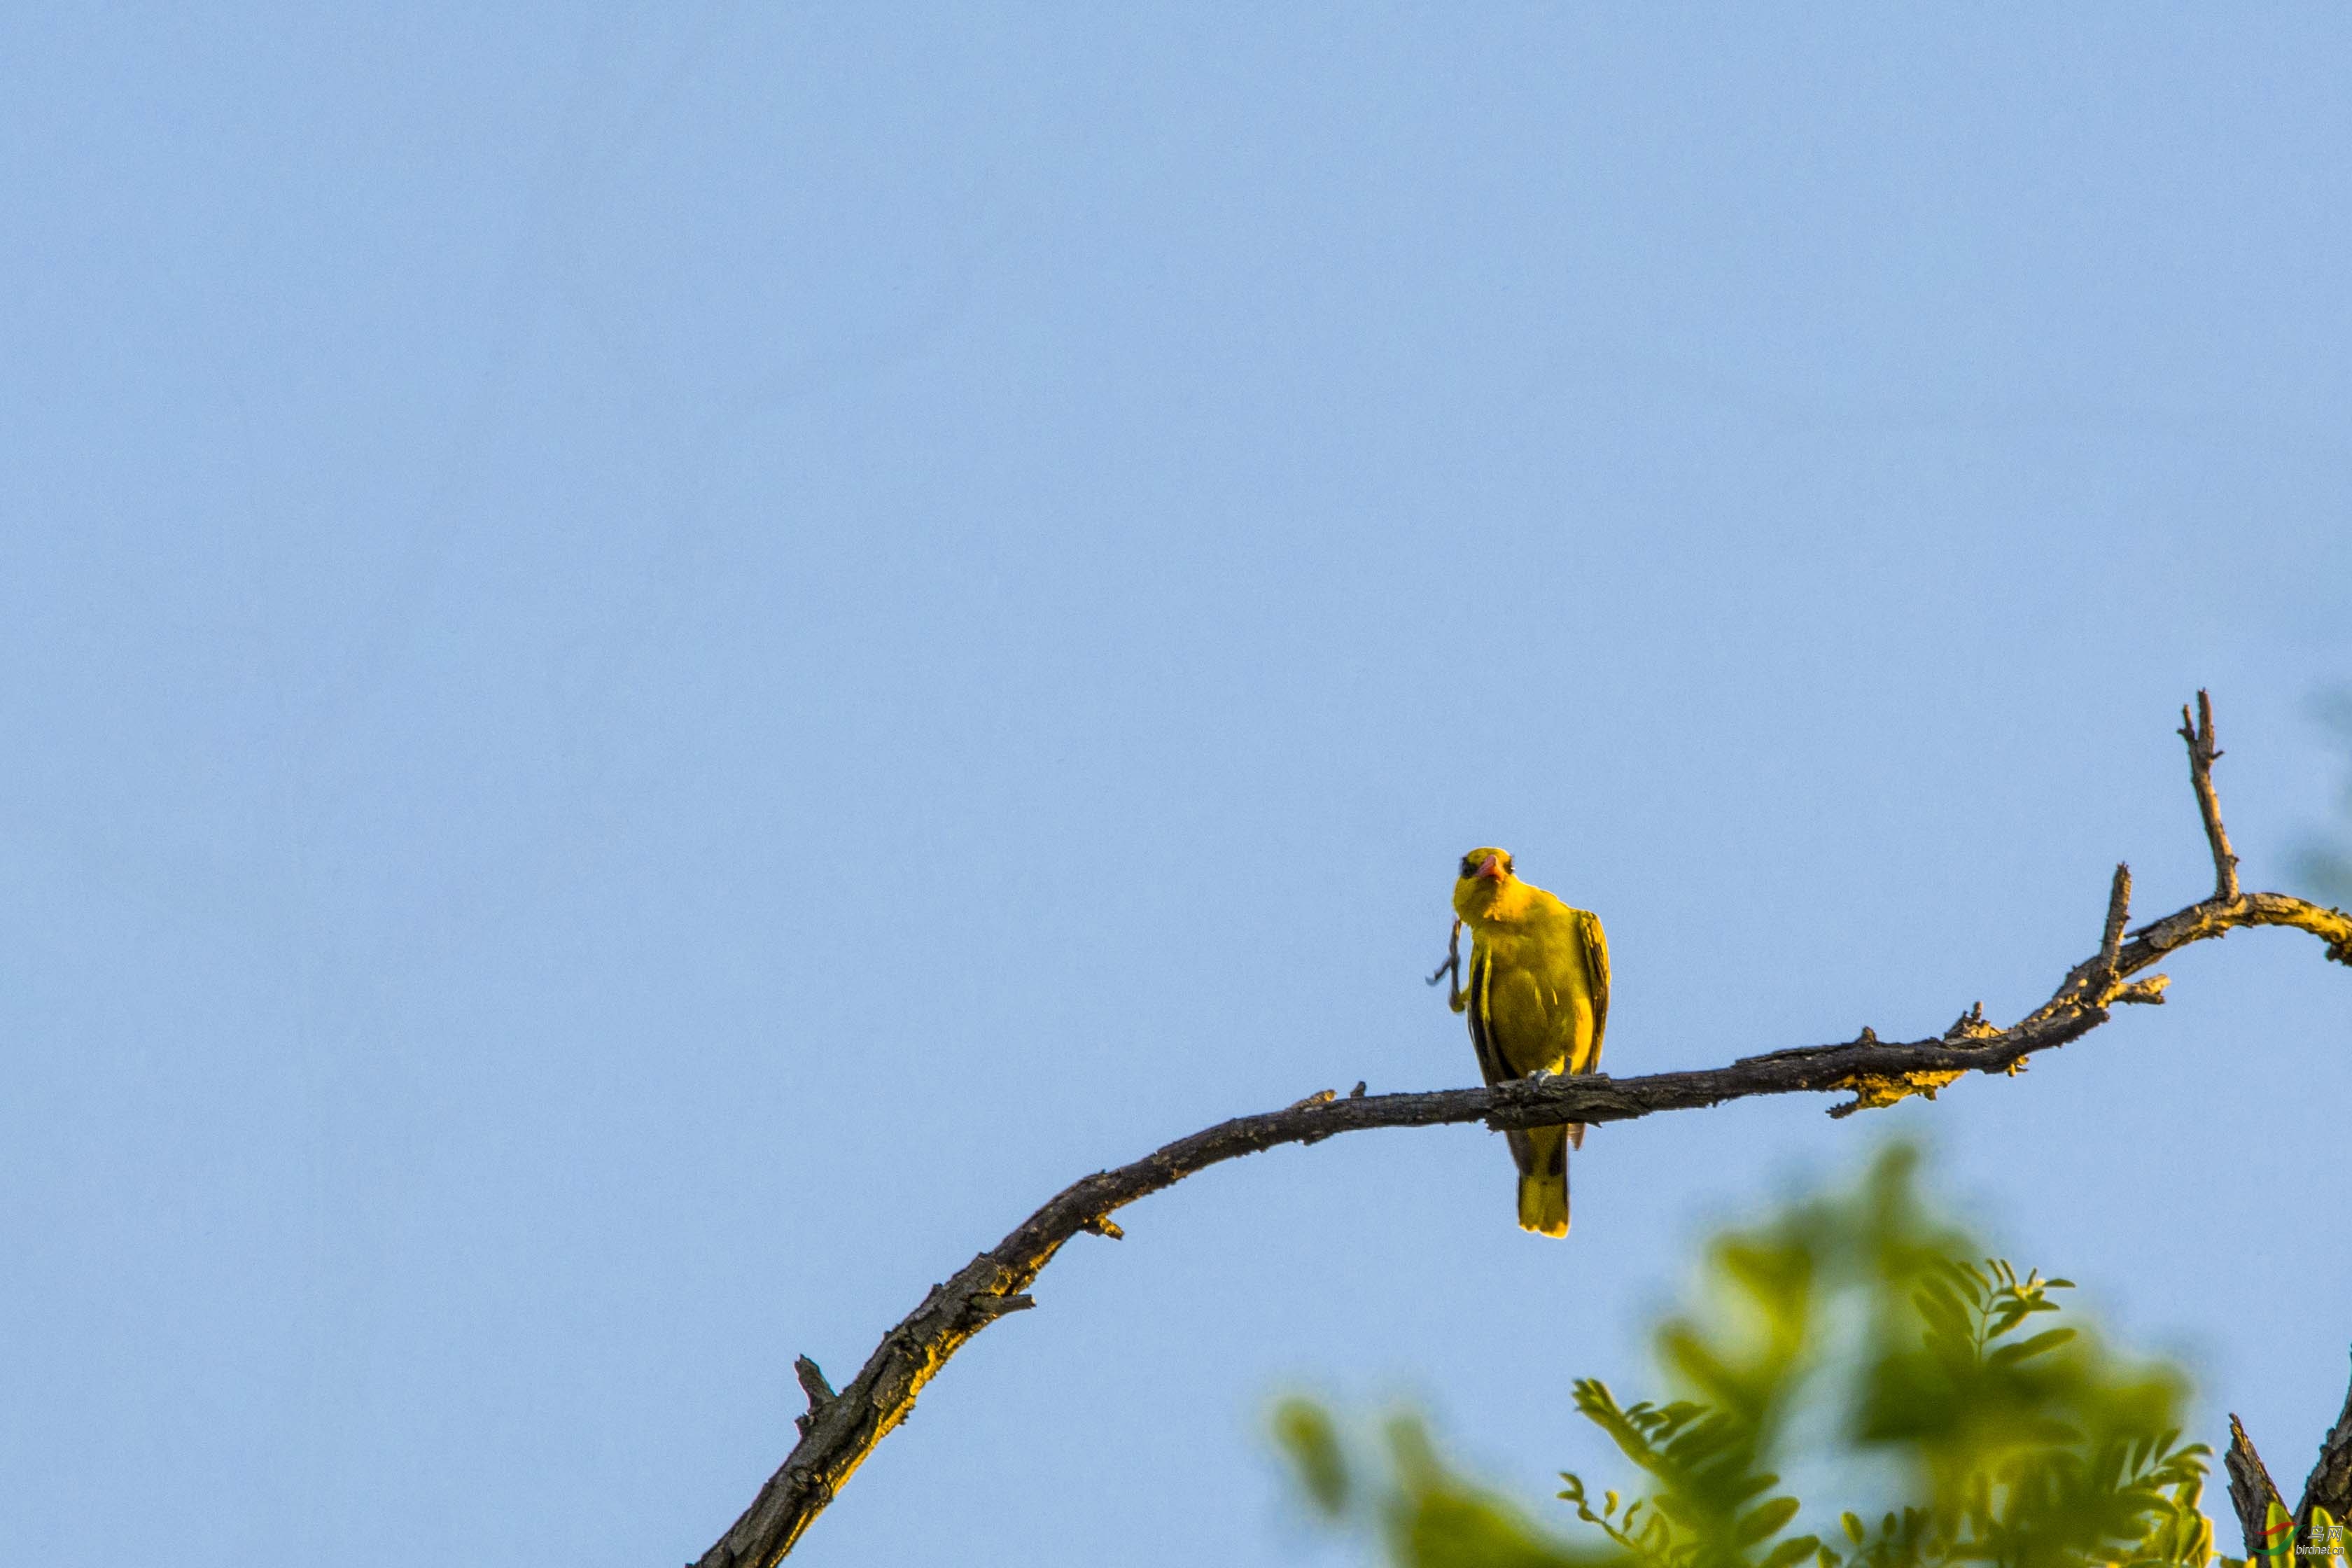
xmin=1516 ymin=1125 xmax=1570 ymax=1237
xmin=1518 ymin=1172 xmax=1569 ymax=1236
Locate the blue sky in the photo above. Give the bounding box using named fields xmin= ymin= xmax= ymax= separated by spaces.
xmin=4 ymin=6 xmax=2350 ymax=1564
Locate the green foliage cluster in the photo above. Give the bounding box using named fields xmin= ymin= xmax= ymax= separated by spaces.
xmin=1275 ymin=1146 xmax=2223 ymax=1568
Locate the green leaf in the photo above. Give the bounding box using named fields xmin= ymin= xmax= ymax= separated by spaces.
xmin=1740 ymin=1495 xmax=1803 ymax=1546
xmin=1269 ymin=1398 xmax=1350 ymax=1517
xmin=2264 ymin=1499 xmax=2298 ymax=1568
xmin=1986 ymin=1326 xmax=2078 ymax=1365
xmin=1761 ymin=1532 xmax=1824 ymax=1568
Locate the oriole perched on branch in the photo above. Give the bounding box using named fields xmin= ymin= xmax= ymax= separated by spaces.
xmin=1434 ymin=848 xmax=1610 ymax=1237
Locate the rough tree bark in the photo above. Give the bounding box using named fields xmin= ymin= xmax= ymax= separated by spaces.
xmin=693 ymin=694 xmax=2352 ymax=1565
xmin=2227 ymin=1415 xmax=2292 ymax=1562
xmin=2229 ymin=1361 xmax=2352 ymax=1562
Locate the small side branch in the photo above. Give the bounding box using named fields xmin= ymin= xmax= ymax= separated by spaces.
xmin=2183 ymin=689 xmax=2241 ymax=903
xmin=791 ymin=1357 xmax=834 ymax=1440
xmin=2099 ymin=863 xmax=2133 ymax=980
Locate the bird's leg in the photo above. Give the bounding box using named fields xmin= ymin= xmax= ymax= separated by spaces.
xmin=1424 ymin=918 xmax=1464 ymax=1005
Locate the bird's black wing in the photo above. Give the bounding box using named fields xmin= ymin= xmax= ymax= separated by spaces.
xmin=1464 ymin=946 xmax=1512 ymax=1087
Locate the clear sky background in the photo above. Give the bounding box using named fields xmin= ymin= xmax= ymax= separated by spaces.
xmin=6 ymin=7 xmax=2351 ymax=1565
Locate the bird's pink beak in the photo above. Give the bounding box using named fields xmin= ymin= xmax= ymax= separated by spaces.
xmin=1475 ymin=855 xmax=1504 ymax=881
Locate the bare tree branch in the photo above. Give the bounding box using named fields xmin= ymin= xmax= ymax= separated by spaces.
xmin=2299 ymin=1352 xmax=2352 ymax=1538
xmin=2230 ymin=1414 xmax=2291 ymax=1560
xmin=692 ymin=699 xmax=2352 ymax=1565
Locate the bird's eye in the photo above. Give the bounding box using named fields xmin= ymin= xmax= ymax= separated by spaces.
xmin=1459 ymin=858 xmax=1475 ymax=876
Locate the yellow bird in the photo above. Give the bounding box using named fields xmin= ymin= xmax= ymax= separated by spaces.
xmin=1440 ymin=848 xmax=1609 ymax=1237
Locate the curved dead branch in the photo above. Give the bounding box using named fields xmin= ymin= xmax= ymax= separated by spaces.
xmin=693 ymin=694 xmax=2352 ymax=1564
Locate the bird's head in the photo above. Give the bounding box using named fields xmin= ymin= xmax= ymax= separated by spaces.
xmin=1452 ymin=846 xmax=1516 ymax=920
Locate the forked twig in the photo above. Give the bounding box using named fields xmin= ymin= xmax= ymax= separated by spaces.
xmin=2183 ymin=688 xmax=2241 ymax=903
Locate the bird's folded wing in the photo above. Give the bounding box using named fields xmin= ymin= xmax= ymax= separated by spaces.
xmin=1464 ymin=949 xmax=1511 ymax=1088
xmin=1577 ymin=909 xmax=1610 ymax=1068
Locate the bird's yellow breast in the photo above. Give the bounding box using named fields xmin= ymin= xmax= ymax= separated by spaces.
xmin=1467 ymin=894 xmax=1600 ymax=1079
